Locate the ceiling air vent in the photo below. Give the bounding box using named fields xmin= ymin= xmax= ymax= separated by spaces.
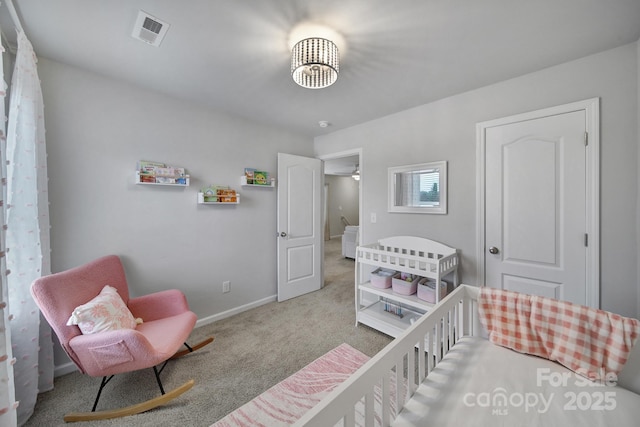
xmin=131 ymin=10 xmax=170 ymax=47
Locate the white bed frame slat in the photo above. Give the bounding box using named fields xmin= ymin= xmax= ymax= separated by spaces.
xmin=407 ymin=347 xmax=416 ymax=397
xmin=294 ymin=285 xmax=481 ymax=427
xmin=395 ymin=357 xmax=404 ymax=411
xmin=435 ymin=319 xmax=442 ymax=363
xmin=382 ymin=371 xmax=390 ymax=426
xmin=417 ymin=338 xmax=425 ymax=383
xmin=344 ymin=410 xmax=355 ymax=427
xmin=364 ymin=391 xmax=374 ymax=426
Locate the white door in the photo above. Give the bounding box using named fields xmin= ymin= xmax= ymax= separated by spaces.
xmin=478 ymin=99 xmax=599 ymax=307
xmin=277 ymin=153 xmax=323 ymax=302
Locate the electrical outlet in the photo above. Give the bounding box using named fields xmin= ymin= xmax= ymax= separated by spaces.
xmin=222 ymin=281 xmax=230 ymax=293
xmin=371 ymin=212 xmax=377 ymax=223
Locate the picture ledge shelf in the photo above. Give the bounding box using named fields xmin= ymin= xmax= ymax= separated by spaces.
xmin=135 ymin=171 xmax=190 ymax=186
xmin=240 ymin=176 xmax=276 ymax=187
xmin=197 ymin=192 xmax=240 ymax=205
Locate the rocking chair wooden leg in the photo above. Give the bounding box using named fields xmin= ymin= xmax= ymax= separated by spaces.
xmin=63 ymin=379 xmax=195 ymax=422
xmin=69 ymin=338 xmax=212 ymax=422
xmin=90 ymin=365 xmax=168 ymax=414
xmin=170 ymin=336 xmax=214 ymax=360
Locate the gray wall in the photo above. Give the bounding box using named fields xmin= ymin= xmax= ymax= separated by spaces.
xmin=39 ymin=59 xmax=314 ymax=368
xmin=315 ymin=42 xmax=639 ymax=318
xmin=325 ymin=175 xmax=359 ymax=238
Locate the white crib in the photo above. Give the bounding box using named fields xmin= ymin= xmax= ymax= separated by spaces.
xmin=294 ymin=285 xmax=640 ymax=426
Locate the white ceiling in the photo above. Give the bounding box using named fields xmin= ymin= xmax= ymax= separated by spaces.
xmin=1 ymin=0 xmax=639 ymax=138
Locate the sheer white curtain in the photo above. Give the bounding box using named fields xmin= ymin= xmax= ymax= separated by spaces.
xmin=0 ymin=24 xmax=18 ymax=427
xmin=5 ymin=28 xmax=54 ymax=426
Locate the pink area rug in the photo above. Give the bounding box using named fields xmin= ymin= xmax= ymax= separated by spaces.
xmin=211 ymin=343 xmax=370 ymax=427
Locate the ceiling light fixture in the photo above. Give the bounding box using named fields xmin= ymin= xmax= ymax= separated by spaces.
xmin=291 ymin=37 xmax=339 ymax=89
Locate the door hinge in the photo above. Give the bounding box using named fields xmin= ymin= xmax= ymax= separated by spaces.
xmin=584 ymin=132 xmax=588 ymax=146
xmin=584 ymin=233 xmax=588 ymax=247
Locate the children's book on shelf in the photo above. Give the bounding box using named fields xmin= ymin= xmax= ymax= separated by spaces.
xmin=244 ymin=168 xmax=257 ymax=184
xmin=201 ymin=185 xmax=238 ymax=203
xmin=137 ymin=161 xmax=188 ymax=184
xmin=254 ymin=171 xmax=269 ymax=185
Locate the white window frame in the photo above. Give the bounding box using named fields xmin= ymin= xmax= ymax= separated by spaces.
xmin=388 ymin=161 xmax=447 ymax=214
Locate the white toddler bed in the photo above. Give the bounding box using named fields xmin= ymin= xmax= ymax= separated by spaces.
xmin=294 ymin=285 xmax=640 ymax=426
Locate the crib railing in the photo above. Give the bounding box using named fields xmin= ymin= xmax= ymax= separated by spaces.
xmin=294 ymin=285 xmax=481 ymax=427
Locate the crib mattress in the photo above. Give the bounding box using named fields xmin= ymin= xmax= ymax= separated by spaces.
xmin=394 ymin=337 xmax=640 ymax=426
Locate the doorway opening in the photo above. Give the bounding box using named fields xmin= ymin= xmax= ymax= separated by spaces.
xmin=319 ymin=149 xmax=362 ymax=280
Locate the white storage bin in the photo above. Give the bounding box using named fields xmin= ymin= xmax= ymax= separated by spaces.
xmin=370 ymin=268 xmax=396 ymax=289
xmin=417 ymin=279 xmax=448 ymax=303
xmin=392 ymin=272 xmax=419 ymax=295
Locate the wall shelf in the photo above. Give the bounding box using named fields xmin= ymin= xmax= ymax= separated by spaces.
xmin=135 ymin=171 xmax=190 ymax=186
xmin=197 ymin=192 xmax=240 ymax=205
xmin=240 ymin=176 xmax=275 ymax=187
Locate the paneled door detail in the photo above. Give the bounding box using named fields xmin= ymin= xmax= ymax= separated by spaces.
xmin=478 ymin=99 xmax=599 ymax=307
xmin=277 ymin=153 xmax=323 ymax=301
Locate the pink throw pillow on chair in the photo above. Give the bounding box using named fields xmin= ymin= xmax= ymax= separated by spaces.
xmin=67 ymin=285 xmax=140 ymax=334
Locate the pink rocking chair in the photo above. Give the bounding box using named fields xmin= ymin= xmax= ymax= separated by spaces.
xmin=30 ymin=255 xmax=213 ymax=422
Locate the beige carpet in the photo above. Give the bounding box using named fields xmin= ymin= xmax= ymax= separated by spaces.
xmin=25 ymin=237 xmax=391 ymax=427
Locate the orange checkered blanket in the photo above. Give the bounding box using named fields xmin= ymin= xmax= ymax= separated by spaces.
xmin=478 ymin=288 xmax=640 ymax=380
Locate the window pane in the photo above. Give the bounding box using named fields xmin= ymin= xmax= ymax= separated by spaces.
xmin=396 ymin=169 xmax=439 ymax=207
xmin=419 ymin=170 xmax=439 ymax=206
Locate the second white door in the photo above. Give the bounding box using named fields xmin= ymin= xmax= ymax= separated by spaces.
xmin=481 ymin=101 xmax=598 ymax=307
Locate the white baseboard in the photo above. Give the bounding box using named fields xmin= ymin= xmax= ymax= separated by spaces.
xmin=195 ymin=294 xmax=277 ymax=328
xmin=53 ymin=295 xmax=278 ymax=378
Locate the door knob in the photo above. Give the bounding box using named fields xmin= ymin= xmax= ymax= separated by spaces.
xmin=280 ymin=232 xmax=287 ymax=237
xmin=489 ymin=246 xmax=499 ymax=254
